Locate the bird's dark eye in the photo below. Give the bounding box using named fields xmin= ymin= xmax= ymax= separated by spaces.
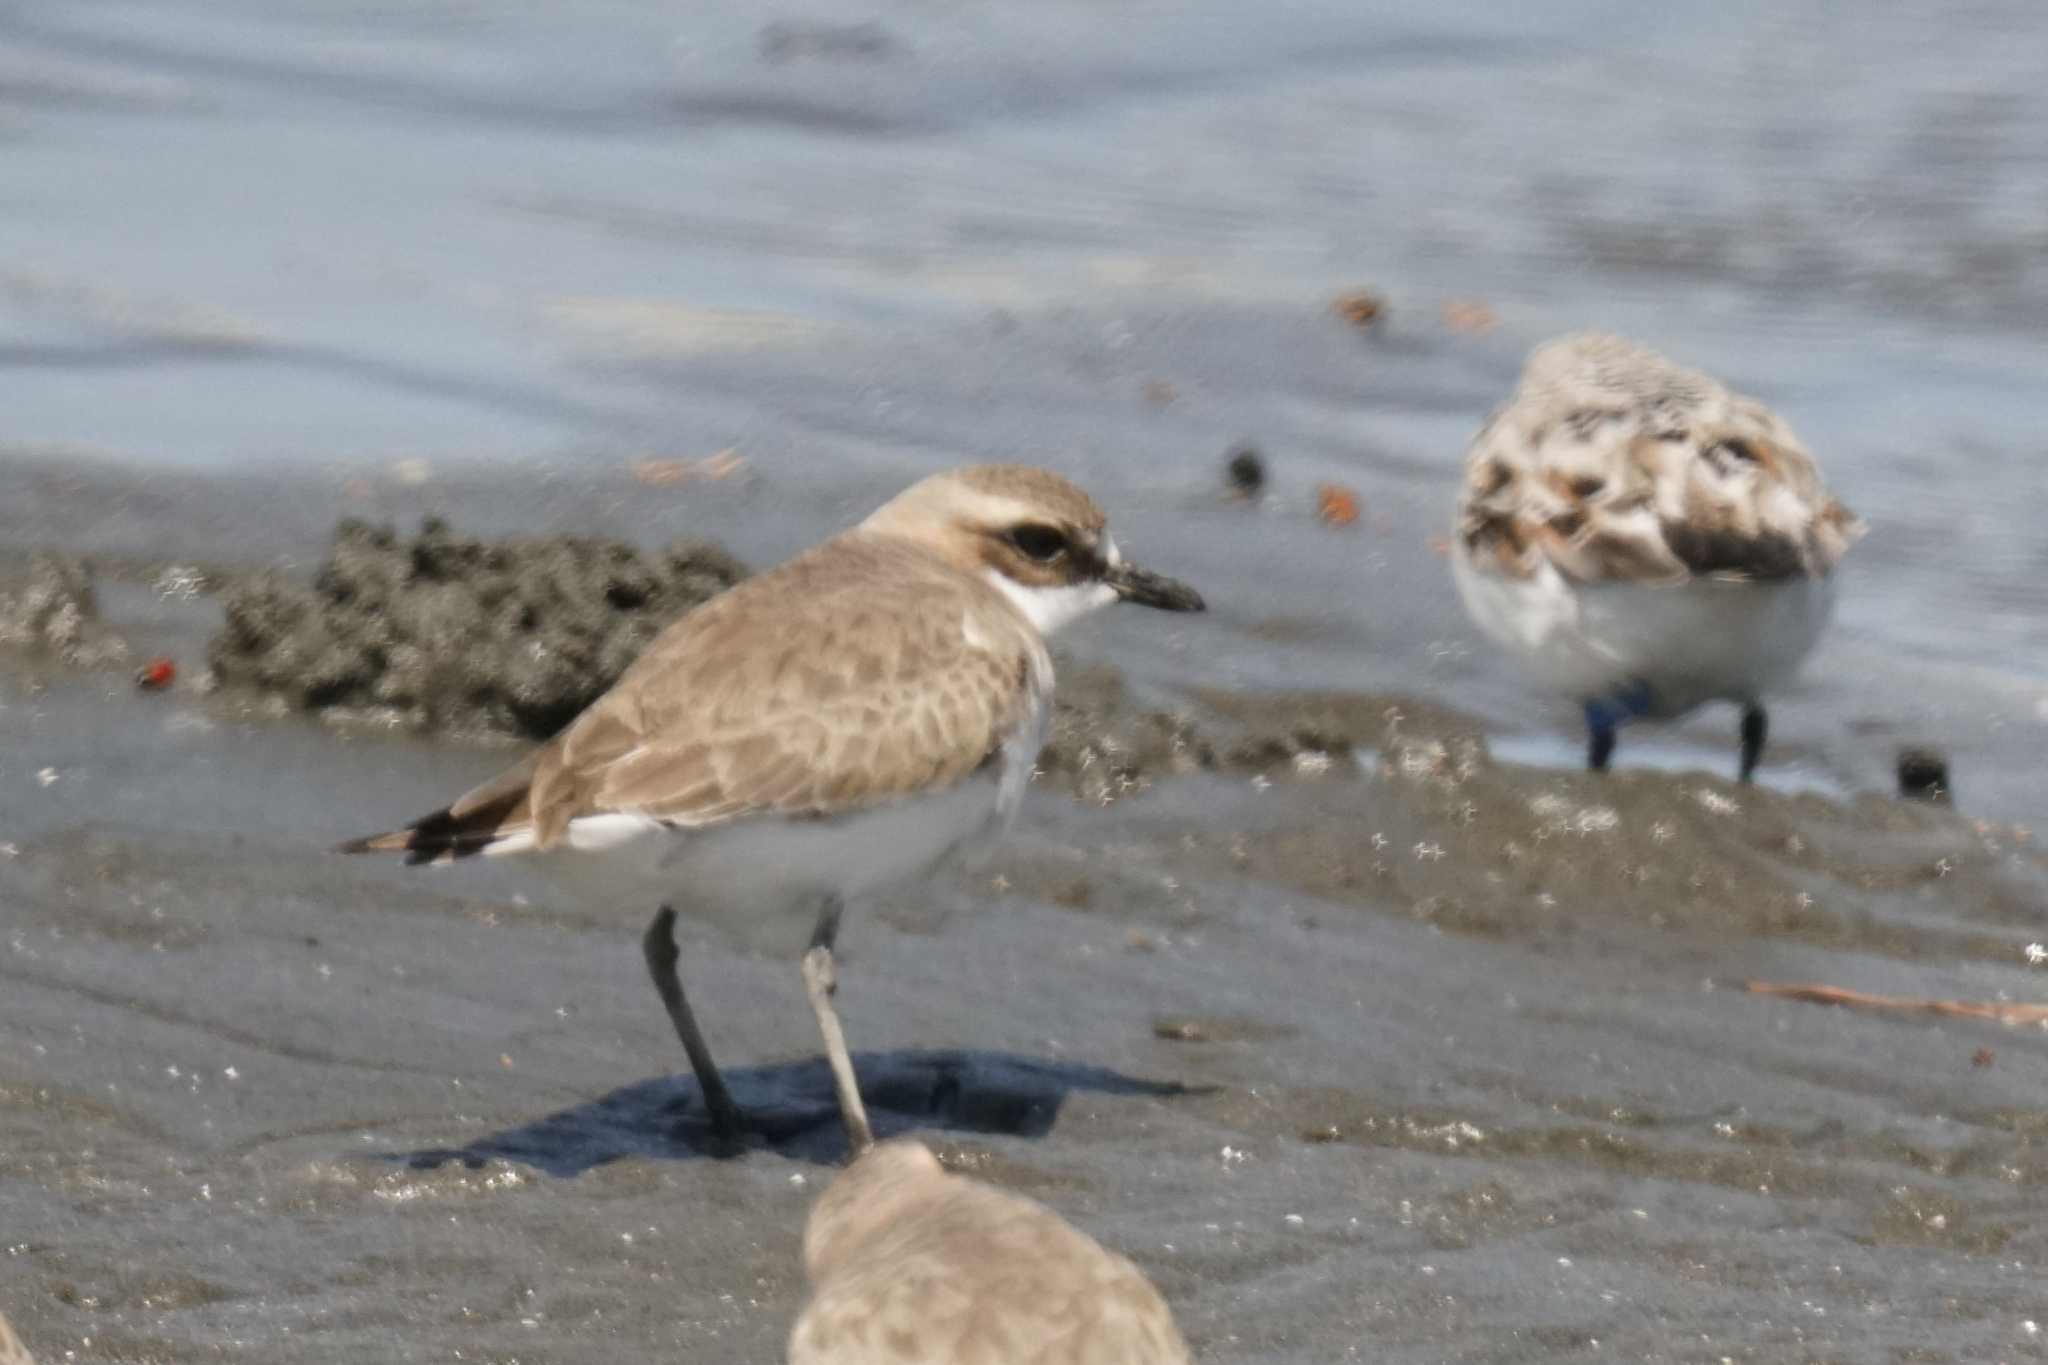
xmin=1007 ymin=524 xmax=1068 ymax=562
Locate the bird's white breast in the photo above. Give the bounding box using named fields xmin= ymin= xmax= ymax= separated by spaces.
xmin=1452 ymin=547 xmax=1836 ymax=717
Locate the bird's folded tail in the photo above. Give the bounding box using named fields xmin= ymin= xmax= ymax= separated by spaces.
xmin=336 ymin=755 xmax=539 ymax=865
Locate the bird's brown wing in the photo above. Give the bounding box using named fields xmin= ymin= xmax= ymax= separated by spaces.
xmin=343 ymin=533 xmax=1047 ymax=861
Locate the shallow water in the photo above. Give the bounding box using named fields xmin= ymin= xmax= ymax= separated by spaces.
xmin=4 ymin=2 xmax=2048 ymax=1362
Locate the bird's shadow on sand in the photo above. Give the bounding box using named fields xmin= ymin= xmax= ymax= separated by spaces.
xmin=392 ymin=1048 xmax=1198 ymax=1174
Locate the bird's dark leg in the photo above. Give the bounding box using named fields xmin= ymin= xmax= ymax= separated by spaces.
xmin=641 ymin=905 xmax=745 ymax=1140
xmin=1738 ymin=703 xmax=1768 ymax=784
xmin=1584 ymin=701 xmax=1618 ymax=773
xmin=800 ymin=896 xmax=871 ymax=1154
xmin=1584 ymin=682 xmax=1653 ymax=774
xmin=1587 ymin=723 xmax=1617 ymax=772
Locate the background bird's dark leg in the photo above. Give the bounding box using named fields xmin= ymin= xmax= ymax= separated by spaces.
xmin=1584 ymin=702 xmax=1618 ymax=772
xmin=641 ymin=905 xmax=745 ymax=1139
xmin=1585 ymin=684 xmax=1652 ymax=774
xmin=1739 ymin=703 xmax=1768 ymax=783
xmin=1587 ymin=725 xmax=1617 ymax=771
xmin=800 ymin=896 xmax=871 ymax=1155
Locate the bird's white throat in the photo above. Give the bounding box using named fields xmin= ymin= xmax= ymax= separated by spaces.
xmin=983 ymin=572 xmax=1118 ymax=636
xmin=983 ymin=534 xmax=1122 ymax=636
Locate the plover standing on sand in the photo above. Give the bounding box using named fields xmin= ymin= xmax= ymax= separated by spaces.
xmin=1451 ymin=332 xmax=1862 ymax=781
xmin=788 ymin=982 xmax=1192 ymax=1364
xmin=343 ymin=465 xmax=1203 ymax=1141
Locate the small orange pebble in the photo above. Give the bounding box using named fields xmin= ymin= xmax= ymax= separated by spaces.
xmin=698 ymin=449 xmax=747 ymax=480
xmin=1316 ymin=483 xmax=1361 ymax=527
xmin=630 ymin=450 xmax=746 ymax=486
xmin=632 ymin=459 xmax=692 ymax=486
xmin=136 ymin=657 xmax=176 ymax=690
xmin=1441 ymin=298 xmax=1498 ymax=334
xmin=1331 ymin=289 xmax=1386 ymax=329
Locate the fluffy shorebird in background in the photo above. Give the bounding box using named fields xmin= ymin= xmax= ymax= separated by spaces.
xmin=1451 ymin=332 xmax=1862 ymax=781
xmin=787 ymin=977 xmax=1192 ymax=1365
xmin=342 ymin=465 xmax=1203 ymax=1142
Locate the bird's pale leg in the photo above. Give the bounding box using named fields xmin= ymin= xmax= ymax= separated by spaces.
xmin=801 ymin=897 xmax=873 ymax=1155
xmin=1738 ymin=703 xmax=1768 ymax=784
xmin=641 ymin=905 xmax=746 ymax=1140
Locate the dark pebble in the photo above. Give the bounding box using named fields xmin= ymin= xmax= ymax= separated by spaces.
xmin=1896 ymin=747 xmax=1951 ymax=804
xmin=1225 ymin=443 xmax=1266 ymax=498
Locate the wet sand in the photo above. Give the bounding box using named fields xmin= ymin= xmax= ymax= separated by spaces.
xmin=3 ymin=472 xmax=2047 ymax=1365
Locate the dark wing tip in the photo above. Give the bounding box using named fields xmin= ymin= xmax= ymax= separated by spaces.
xmin=336 ymin=790 xmax=527 ymax=863
xmin=332 ymin=825 xmax=480 ymax=865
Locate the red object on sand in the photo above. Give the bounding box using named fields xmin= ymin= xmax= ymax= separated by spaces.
xmin=1316 ymin=484 xmax=1361 ymax=527
xmin=137 ymin=657 xmax=177 ymax=690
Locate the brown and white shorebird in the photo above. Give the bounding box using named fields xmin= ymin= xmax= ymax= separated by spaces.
xmin=1451 ymin=332 xmax=1862 ymax=780
xmin=0 ymin=1312 xmax=35 ymax=1365
xmin=342 ymin=465 xmax=1204 ymax=1141
xmin=788 ymin=974 xmax=1192 ymax=1364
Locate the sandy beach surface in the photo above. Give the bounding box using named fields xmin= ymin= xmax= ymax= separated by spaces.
xmin=5 ymin=3 xmax=2048 ymax=1362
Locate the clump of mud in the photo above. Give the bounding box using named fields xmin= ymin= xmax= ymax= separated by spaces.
xmin=1038 ymin=665 xmax=1217 ymax=803
xmin=1035 ymin=666 xmax=1451 ymax=803
xmin=207 ymin=519 xmax=747 ymax=738
xmin=0 ymin=553 xmax=131 ymax=669
xmin=1176 ymin=701 xmax=2046 ymax=969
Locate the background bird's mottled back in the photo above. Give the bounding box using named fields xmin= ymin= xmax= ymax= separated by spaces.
xmin=1459 ymin=332 xmax=1862 ymax=585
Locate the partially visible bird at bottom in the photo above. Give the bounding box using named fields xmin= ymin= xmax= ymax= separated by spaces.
xmin=786 ymin=965 xmax=1193 ymax=1365
xmin=0 ymin=1312 xmax=35 ymax=1365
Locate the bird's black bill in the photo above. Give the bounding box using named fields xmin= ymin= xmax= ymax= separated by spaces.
xmin=1105 ymin=561 xmax=1205 ymax=612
